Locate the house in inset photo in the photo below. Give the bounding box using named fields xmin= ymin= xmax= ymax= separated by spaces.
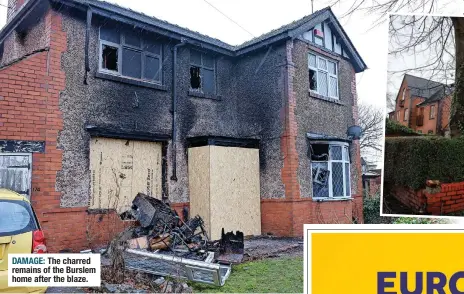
xmin=383 ymin=14 xmax=464 ymax=217
xmin=387 ymin=73 xmax=453 ymax=136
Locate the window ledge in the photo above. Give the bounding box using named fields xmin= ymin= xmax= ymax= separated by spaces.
xmin=95 ymin=72 xmax=167 ymax=91
xmin=188 ymin=90 xmax=221 ymax=100
xmin=309 ymin=91 xmax=344 ymax=105
xmin=312 ymin=197 xmax=353 ymax=202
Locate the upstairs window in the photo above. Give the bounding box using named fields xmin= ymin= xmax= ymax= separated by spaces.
xmin=308 ymin=53 xmax=339 ymax=99
xmin=402 ymin=88 xmax=406 ymax=101
xmin=404 ymin=108 xmax=409 ymax=121
xmin=190 ymin=50 xmax=215 ymax=94
xmin=311 ymin=142 xmax=351 ymax=199
xmin=99 ymin=26 xmax=162 ymax=83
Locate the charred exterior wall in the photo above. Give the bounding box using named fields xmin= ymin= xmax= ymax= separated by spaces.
xmin=292 ymin=39 xmax=360 ymax=198
xmin=57 ymin=8 xmax=286 ymax=207
xmin=233 ymin=44 xmax=287 ymax=199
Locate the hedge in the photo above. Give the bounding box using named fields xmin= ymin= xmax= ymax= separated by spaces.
xmin=384 ymin=136 xmax=464 ymax=190
xmin=385 ymin=118 xmax=422 ymax=136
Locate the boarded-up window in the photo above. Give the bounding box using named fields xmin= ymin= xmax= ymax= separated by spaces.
xmin=89 ymin=138 xmax=162 ymax=213
xmin=0 ymin=154 xmax=31 ymax=199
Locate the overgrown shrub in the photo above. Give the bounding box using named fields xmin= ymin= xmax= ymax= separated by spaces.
xmin=393 ymin=217 xmax=450 ymax=224
xmin=384 ymin=136 xmax=464 ymax=190
xmin=385 ymin=118 xmax=422 ymax=136
xmin=363 ymin=194 xmax=394 ymax=224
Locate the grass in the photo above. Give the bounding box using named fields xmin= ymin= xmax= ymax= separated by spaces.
xmin=190 ymin=256 xmax=303 ymax=293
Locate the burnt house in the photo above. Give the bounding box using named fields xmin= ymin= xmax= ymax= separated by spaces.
xmin=0 ymin=0 xmax=367 ymax=251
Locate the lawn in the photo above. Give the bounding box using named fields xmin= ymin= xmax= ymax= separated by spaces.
xmin=190 ymin=257 xmax=303 ymax=293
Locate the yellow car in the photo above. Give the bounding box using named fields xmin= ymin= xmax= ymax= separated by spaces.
xmin=0 ymin=189 xmax=47 ymax=293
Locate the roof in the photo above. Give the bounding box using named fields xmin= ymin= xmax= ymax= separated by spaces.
xmin=236 ymin=7 xmax=330 ymax=50
xmin=404 ymin=74 xmax=447 ymax=99
xmin=0 ymin=0 xmax=367 ymax=72
xmin=417 ymin=84 xmax=454 ymax=106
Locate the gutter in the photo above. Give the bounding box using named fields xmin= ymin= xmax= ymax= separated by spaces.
xmin=170 ymin=38 xmax=188 ymax=181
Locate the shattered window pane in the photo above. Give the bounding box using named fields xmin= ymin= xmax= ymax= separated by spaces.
xmin=311 ymin=144 xmax=329 ymax=161
xmin=102 ymin=44 xmax=119 ymax=72
xmin=312 ymin=162 xmax=329 ymax=198
xmin=100 ymin=26 xmax=120 ymax=44
xmin=190 ymin=66 xmax=201 ymax=89
xmin=331 ymin=162 xmax=344 ymax=197
xmin=202 ymin=69 xmax=215 ymax=94
xmin=309 ymin=69 xmax=317 ymax=91
xmin=310 ymin=142 xmax=350 ymax=198
xmin=144 ymin=55 xmax=161 ymax=81
xmin=122 ymin=48 xmax=142 ymax=79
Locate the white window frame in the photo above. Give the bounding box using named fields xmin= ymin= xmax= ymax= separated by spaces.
xmin=98 ymin=28 xmax=163 ymax=85
xmin=404 ymin=108 xmax=409 ymax=121
xmin=311 ymin=142 xmax=351 ymax=200
xmin=308 ymin=53 xmax=339 ymax=99
xmin=402 ymin=88 xmax=406 ymax=101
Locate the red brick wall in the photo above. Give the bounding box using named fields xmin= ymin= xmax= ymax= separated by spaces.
xmin=425 ymin=182 xmax=464 ymax=215
xmin=391 ymin=181 xmax=464 ymax=215
xmin=391 ymin=186 xmax=426 ymax=212
xmin=261 ymin=199 xmax=354 ymax=236
xmin=0 ymin=9 xmax=135 ymax=252
xmin=415 ymin=102 xmax=438 ymax=134
xmin=440 ymin=95 xmax=452 ymax=133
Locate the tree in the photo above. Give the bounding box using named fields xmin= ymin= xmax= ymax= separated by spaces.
xmin=331 ymin=0 xmax=464 ymax=136
xmin=358 ymin=103 xmax=384 ymax=161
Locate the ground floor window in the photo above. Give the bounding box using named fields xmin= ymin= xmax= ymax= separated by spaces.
xmin=0 ymin=153 xmax=32 ymax=199
xmin=310 ymin=142 xmax=351 ymax=199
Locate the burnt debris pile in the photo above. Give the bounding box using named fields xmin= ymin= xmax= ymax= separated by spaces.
xmin=122 ymin=193 xmax=244 ymax=263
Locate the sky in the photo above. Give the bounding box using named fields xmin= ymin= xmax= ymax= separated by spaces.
xmin=0 ymin=0 xmax=463 ymax=168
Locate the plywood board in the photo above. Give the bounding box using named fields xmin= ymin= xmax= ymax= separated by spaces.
xmin=209 ymin=146 xmax=261 ymax=240
xmin=89 ymin=138 xmax=162 ymax=213
xmin=188 ymin=146 xmax=211 ymax=233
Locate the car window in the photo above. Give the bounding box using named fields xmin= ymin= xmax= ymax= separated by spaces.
xmin=0 ymin=200 xmax=37 ymax=236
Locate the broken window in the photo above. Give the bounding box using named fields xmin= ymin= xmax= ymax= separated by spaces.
xmin=310 ymin=142 xmax=351 ymax=198
xmin=308 ymin=53 xmax=338 ymax=99
xmin=102 ymin=44 xmax=119 ymax=72
xmin=190 ymin=50 xmax=215 ymax=94
xmin=99 ymin=26 xmax=162 ymax=83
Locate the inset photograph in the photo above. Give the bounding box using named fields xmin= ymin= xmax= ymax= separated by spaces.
xmin=383 ymin=13 xmax=464 ymax=217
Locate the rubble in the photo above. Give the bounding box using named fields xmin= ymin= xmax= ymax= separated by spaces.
xmin=112 ymin=193 xmax=244 ymax=286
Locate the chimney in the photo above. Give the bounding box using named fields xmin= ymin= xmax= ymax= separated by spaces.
xmin=6 ymin=0 xmax=27 ymax=23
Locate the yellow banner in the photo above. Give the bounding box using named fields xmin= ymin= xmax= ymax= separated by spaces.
xmin=305 ymin=225 xmax=464 ymax=294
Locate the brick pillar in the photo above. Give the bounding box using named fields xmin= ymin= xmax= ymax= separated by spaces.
xmin=350 ymin=67 xmax=364 ymax=223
